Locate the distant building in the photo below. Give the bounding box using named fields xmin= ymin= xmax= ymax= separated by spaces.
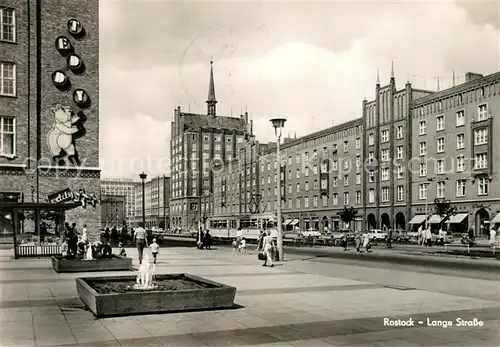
xmin=100 ymin=178 xmax=138 ymax=225
xmin=170 ymin=61 xmax=253 ymax=231
xmin=134 ymin=175 xmax=170 ymax=229
xmin=100 ymin=195 xmax=125 ymax=228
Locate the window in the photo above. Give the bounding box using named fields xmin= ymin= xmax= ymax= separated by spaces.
xmin=296 ymin=169 xmax=300 ymax=179
xmin=295 ymin=154 xmax=300 ymax=164
xmin=288 ymin=199 xmax=292 ymax=209
xmin=332 ymin=160 xmax=338 ymax=171
xmin=368 ymin=170 xmax=375 ymax=183
xmin=267 ymin=162 xmax=270 ymax=170
xmin=478 ymin=104 xmax=488 ymax=121
xmin=456 ymin=134 xmax=465 ymax=149
xmin=356 ymin=155 xmax=360 ymax=168
xmin=321 ymin=178 xmax=328 ymax=189
xmin=419 ymin=163 xmax=427 ymax=177
xmin=419 ymin=142 xmax=427 ymax=156
xmin=343 ymin=192 xmax=349 ymax=205
xmin=475 ymin=153 xmax=488 ymax=169
xmin=305 ymin=182 xmax=309 ymax=192
xmin=333 ymin=177 xmax=338 ymax=187
xmin=322 ymin=195 xmax=328 ymax=207
xmin=478 ymin=177 xmax=489 ymax=195
xmin=288 ymin=171 xmax=292 ymax=180
xmin=436 ymin=181 xmax=445 ymax=198
xmin=396 ymin=125 xmax=403 ymax=140
xmin=0 ymin=7 xmax=15 ymax=42
xmin=305 ymin=167 xmax=309 ymax=177
xmin=436 ymin=159 xmax=445 ymax=175
xmin=355 ymin=138 xmax=361 ymax=150
xmin=320 ymin=162 xmax=328 ymax=173
xmin=456 ymin=155 xmax=465 ymax=172
xmin=397 ymin=166 xmax=404 ymax=179
xmin=296 ymin=183 xmax=300 ymax=193
xmin=304 ymin=151 xmax=309 ymax=162
xmin=474 ymin=128 xmax=488 ymax=145
xmin=0 ymin=62 xmax=15 ymax=96
xmin=456 ymin=179 xmax=466 ymax=197
xmin=397 ymin=186 xmax=404 ymax=201
xmin=288 ymin=156 xmax=292 ymax=165
xmin=343 ymin=175 xmax=349 ymax=186
xmin=288 ymin=184 xmax=292 ymax=194
xmin=436 ymin=115 xmax=445 ymax=131
xmin=313 ymin=150 xmax=318 ymax=160
xmin=456 ymin=110 xmax=465 ymax=126
xmin=419 ymin=121 xmax=426 ymax=135
xmin=333 ymin=144 xmax=338 ymax=152
xmin=0 ymin=117 xmax=15 ymax=156
xmin=381 ymin=168 xmax=389 ymax=181
xmin=368 ymin=152 xmax=374 ymax=164
xmin=313 ymin=196 xmax=318 ymax=207
xmin=368 ymin=189 xmax=375 ymax=203
xmin=332 ymin=193 xmax=338 ymax=206
xmin=381 ymin=129 xmax=389 ymax=143
xmin=313 ymin=165 xmax=318 ymax=175
xmin=356 ymin=173 xmax=361 ymax=185
xmin=267 ymin=176 xmax=271 ymax=184
xmin=304 ymin=197 xmax=309 ymax=208
xmin=274 ymin=187 xmax=277 ymax=196
xmin=381 ymin=187 xmax=389 ymax=202
xmin=296 ymin=198 xmax=301 ymax=209
xmin=343 ymin=141 xmax=348 ymax=152
xmin=368 ymin=133 xmax=374 ymax=146
xmin=323 ymin=147 xmax=328 ymax=156
xmin=436 ymin=137 xmax=445 ymax=153
xmin=396 ymin=146 xmax=403 ymax=159
xmin=419 ymin=184 xmax=427 ymax=200
xmin=381 ymin=149 xmax=389 ymax=162
xmin=356 ymin=191 xmax=361 ymax=205
xmin=343 ymin=159 xmax=349 ymax=170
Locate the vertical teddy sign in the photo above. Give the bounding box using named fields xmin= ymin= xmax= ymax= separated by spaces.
xmin=48 ymin=19 xmax=90 ymax=166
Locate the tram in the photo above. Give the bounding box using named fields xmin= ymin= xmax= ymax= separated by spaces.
xmin=207 ymin=213 xmax=278 ymax=240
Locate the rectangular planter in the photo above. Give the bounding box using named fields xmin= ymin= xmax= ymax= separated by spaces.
xmin=52 ymin=256 xmax=133 ymax=273
xmin=76 ymin=274 xmax=237 ymax=317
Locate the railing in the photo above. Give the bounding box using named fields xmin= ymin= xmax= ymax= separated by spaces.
xmin=16 ymin=244 xmax=61 ymax=257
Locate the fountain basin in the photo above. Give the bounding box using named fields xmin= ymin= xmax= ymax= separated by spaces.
xmin=52 ymin=255 xmax=133 ymax=273
xmin=76 ymin=274 xmax=237 ymax=317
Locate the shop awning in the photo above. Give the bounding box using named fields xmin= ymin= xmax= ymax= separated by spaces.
xmin=284 ymin=219 xmax=292 ymax=226
xmin=289 ymin=219 xmax=299 ymax=226
xmin=491 ymin=213 xmax=500 ymax=224
xmin=428 ymin=214 xmax=444 ymax=224
xmin=446 ymin=213 xmax=468 ymax=224
xmin=408 ymin=215 xmax=427 ymax=224
xmin=0 ymin=202 xmax=81 ymax=210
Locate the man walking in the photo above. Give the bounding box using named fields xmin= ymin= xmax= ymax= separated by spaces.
xmin=134 ymin=222 xmax=147 ymax=264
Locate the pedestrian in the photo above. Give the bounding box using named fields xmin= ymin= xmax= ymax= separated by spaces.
xmin=386 ymin=229 xmax=392 ymax=248
xmin=362 ymin=233 xmax=370 ymax=253
xmin=256 ymin=230 xmax=264 ymax=252
xmin=240 ymin=237 xmax=247 ymax=254
xmin=134 ymin=222 xmax=147 ymax=264
xmin=490 ymin=226 xmax=497 ymax=249
xmin=118 ymin=242 xmax=127 ymax=257
xmin=66 ymin=222 xmax=78 ymax=255
xmin=61 ymin=239 xmax=69 ymax=258
xmin=197 ymin=227 xmax=204 ymax=250
xmin=232 ymin=238 xmax=238 ymax=253
xmin=262 ymin=231 xmax=275 ymax=267
xmin=150 ymin=238 xmax=159 ymax=264
xmin=342 ymin=234 xmax=348 ymax=251
xmin=425 ymin=227 xmax=432 ymax=247
xmin=355 ymin=233 xmax=362 ymax=253
xmin=111 ymin=226 xmax=118 ymax=245
xmin=204 ymin=230 xmax=212 ymax=250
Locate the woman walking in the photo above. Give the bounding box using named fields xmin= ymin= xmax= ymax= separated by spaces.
xmin=262 ymin=231 xmax=275 ymax=267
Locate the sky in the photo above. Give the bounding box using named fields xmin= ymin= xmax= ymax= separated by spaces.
xmin=98 ymin=0 xmax=500 ymax=179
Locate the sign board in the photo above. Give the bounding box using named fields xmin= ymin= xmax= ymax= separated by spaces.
xmin=47 ymin=188 xmax=73 ymax=204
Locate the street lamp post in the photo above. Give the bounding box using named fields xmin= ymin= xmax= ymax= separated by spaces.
xmin=270 ymin=117 xmax=287 ymax=261
xmin=139 ymin=172 xmax=147 ymax=227
xmin=424 ymin=177 xmax=434 ymax=231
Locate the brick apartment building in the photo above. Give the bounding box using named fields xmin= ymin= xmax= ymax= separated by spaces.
xmin=0 ymin=0 xmax=101 ymax=248
xmin=208 ymin=68 xmax=500 ymax=236
xmin=134 ymin=175 xmax=170 ymax=229
xmin=169 ymin=62 xmax=253 ymax=231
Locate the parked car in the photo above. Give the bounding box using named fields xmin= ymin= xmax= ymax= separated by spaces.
xmin=386 ymin=230 xmax=411 ymax=242
xmin=301 ymin=229 xmax=321 ymax=238
xmin=367 ymin=229 xmax=387 ymax=241
xmin=407 ymin=231 xmax=419 ymax=241
xmin=329 ymin=230 xmax=355 ymax=246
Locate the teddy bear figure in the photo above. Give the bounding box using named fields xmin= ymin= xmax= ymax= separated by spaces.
xmin=47 ymin=104 xmax=81 ymax=165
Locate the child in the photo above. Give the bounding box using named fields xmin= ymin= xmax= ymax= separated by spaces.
xmin=118 ymin=242 xmax=127 ymax=257
xmin=61 ymin=239 xmax=69 ymax=258
xmin=150 ymin=238 xmax=159 ymax=264
xmin=240 ymin=238 xmax=247 ymax=254
xmin=232 ymin=238 xmax=238 ymax=253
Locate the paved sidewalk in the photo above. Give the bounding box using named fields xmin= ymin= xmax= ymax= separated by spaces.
xmin=0 ymin=247 xmax=499 ymax=347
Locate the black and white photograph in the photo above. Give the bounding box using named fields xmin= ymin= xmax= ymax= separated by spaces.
xmin=0 ymin=0 xmax=499 ymax=346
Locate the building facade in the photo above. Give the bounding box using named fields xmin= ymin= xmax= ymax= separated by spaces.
xmin=100 ymin=178 xmax=138 ymax=225
xmin=170 ymin=62 xmax=252 ymax=231
xmin=409 ymin=72 xmax=500 ymax=236
xmin=100 ymin=195 xmax=125 ymax=228
xmin=134 ymin=175 xmax=170 ymax=229
xmin=0 ymin=1 xmax=101 ymax=241
xmin=206 ymin=67 xmax=500 ymax=235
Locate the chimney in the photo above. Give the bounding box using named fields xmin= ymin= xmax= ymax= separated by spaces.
xmin=465 ymin=72 xmax=483 ymax=83
xmin=244 ymin=111 xmax=249 ymax=124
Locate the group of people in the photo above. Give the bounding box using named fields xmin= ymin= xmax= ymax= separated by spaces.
xmin=133 ymin=222 xmax=160 ymax=264
xmin=197 ymin=229 xmax=212 ymax=250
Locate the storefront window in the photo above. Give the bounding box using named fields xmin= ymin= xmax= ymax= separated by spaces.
xmin=15 ymin=208 xmax=64 ymax=247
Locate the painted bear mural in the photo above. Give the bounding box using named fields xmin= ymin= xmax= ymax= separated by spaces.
xmin=47 ymin=104 xmax=84 ymax=165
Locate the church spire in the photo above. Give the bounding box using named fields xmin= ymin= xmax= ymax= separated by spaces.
xmin=390 ymin=61 xmax=394 ymax=79
xmin=207 ymin=61 xmax=217 ymax=116
xmin=376 ymin=68 xmax=380 ymax=85
xmin=452 ymin=70 xmax=456 ymax=87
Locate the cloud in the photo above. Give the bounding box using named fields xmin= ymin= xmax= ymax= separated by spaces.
xmin=99 ymin=0 xmax=499 ymax=178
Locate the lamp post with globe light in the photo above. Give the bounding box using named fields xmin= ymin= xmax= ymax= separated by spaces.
xmin=139 ymin=172 xmax=147 ymax=227
xmin=270 ymin=117 xmax=286 ymax=261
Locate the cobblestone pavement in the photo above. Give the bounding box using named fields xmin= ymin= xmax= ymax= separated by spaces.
xmin=0 ymin=247 xmax=499 ymax=347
